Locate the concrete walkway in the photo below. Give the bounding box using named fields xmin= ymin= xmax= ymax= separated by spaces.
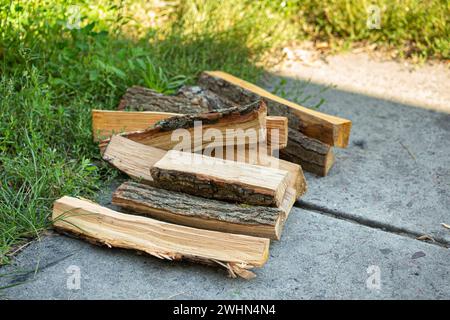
xmin=1 ymin=54 xmax=449 ymax=299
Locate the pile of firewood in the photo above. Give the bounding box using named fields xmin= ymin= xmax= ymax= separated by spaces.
xmin=52 ymin=71 xmax=351 ymax=279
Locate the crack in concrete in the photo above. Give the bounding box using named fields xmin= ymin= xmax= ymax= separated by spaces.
xmin=294 ymin=200 xmax=449 ymax=249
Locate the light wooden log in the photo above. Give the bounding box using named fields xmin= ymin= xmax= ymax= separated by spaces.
xmin=150 ymin=150 xmax=290 ymax=207
xmin=198 ymin=71 xmax=352 ymax=148
xmin=92 ymin=110 xmax=178 ymax=142
xmin=112 ymin=181 xmax=286 ymax=240
xmin=99 ymin=101 xmax=267 ymax=152
xmin=266 ymin=115 xmax=288 ymax=150
xmin=102 ymin=136 xmax=306 ymax=215
xmin=92 ymin=109 xmax=287 ymax=150
xmin=52 ymin=196 xmax=269 ymax=279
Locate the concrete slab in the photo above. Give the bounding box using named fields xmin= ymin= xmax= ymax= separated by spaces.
xmin=1 ymin=208 xmax=449 ymax=299
xmin=273 ymin=51 xmax=450 ymax=113
xmin=263 ymin=75 xmax=450 ymax=245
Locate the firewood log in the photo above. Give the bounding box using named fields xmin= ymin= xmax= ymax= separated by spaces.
xmin=198 ymin=71 xmax=351 ymax=148
xmin=52 ymin=196 xmax=270 ymax=279
xmin=99 ymin=101 xmax=267 ymax=153
xmin=150 ymin=150 xmax=290 ymax=207
xmin=113 ymin=181 xmax=287 ymax=240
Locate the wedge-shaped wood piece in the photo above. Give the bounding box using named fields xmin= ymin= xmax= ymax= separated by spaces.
xmin=198 ymin=71 xmax=352 ymax=148
xmin=102 ymin=135 xmax=166 ymax=182
xmin=280 ymin=128 xmax=335 ymax=177
xmin=92 ymin=110 xmax=178 ymax=141
xmin=99 ymin=101 xmax=267 ymax=152
xmin=113 ymin=181 xmax=286 ymax=240
xmin=102 ymin=136 xmax=306 ymax=215
xmin=266 ymin=116 xmax=288 ymax=150
xmin=150 ymin=150 xmax=290 ymax=207
xmin=52 ymin=196 xmax=269 ymax=279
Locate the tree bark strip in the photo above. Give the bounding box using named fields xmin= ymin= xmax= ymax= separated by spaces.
xmin=117 ymin=85 xmax=237 ymax=113
xmin=112 ymin=181 xmax=285 ymax=240
xmin=280 ymin=128 xmax=335 ymax=177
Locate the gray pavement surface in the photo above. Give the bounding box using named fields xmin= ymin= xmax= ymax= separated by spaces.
xmin=264 ymin=69 xmax=450 ymax=246
xmin=274 ymin=50 xmax=450 ymax=113
xmin=1 ymin=207 xmax=449 ymax=299
xmin=1 ymin=53 xmax=449 ymax=299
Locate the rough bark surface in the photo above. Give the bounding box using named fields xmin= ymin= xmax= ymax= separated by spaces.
xmin=198 ymin=72 xmax=305 ymax=130
xmin=118 ymin=85 xmax=238 ymax=113
xmin=150 ymin=167 xmax=282 ymax=207
xmin=112 ymin=181 xmax=285 ymax=240
xmin=280 ymin=128 xmax=335 ymax=177
xmin=114 ymin=181 xmax=282 ymax=225
xmin=152 ymin=100 xmax=262 ymax=131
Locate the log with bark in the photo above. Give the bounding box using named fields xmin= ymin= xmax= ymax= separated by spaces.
xmin=99 ymin=100 xmax=267 ymax=153
xmin=116 ymin=84 xmax=336 ymax=176
xmin=112 ymin=181 xmax=287 ymax=240
xmin=280 ymin=128 xmax=335 ymax=176
xmin=92 ymin=109 xmax=287 ymax=151
xmin=52 ymin=196 xmax=269 ymax=279
xmin=198 ymin=71 xmax=352 ymax=148
xmin=150 ymin=150 xmax=290 ymax=207
xmin=117 ymin=85 xmax=237 ymax=113
xmin=102 ymin=136 xmax=306 ymax=214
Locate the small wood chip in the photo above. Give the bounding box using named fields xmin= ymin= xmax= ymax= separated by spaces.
xmin=441 ymin=223 xmax=450 ymax=230
xmin=416 ymin=234 xmax=435 ymax=242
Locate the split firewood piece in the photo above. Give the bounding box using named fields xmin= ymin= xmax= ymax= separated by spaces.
xmin=150 ymin=150 xmax=290 ymax=207
xmin=113 ymin=181 xmax=286 ymax=240
xmin=117 ymin=85 xmax=237 ymax=113
xmin=102 ymin=135 xmax=166 ymax=182
xmin=52 ymin=196 xmax=269 ymax=279
xmin=280 ymin=128 xmax=335 ymax=177
xmin=92 ymin=110 xmax=178 ymax=142
xmin=102 ymin=136 xmax=306 ymax=214
xmin=92 ymin=109 xmax=287 ymax=150
xmin=266 ymin=116 xmax=288 ymax=150
xmin=99 ymin=101 xmax=267 ymax=153
xmin=198 ymin=71 xmax=352 ymax=148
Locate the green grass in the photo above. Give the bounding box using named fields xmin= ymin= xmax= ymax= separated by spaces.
xmin=0 ymin=0 xmax=448 ymax=264
xmin=0 ymin=0 xmax=268 ymax=263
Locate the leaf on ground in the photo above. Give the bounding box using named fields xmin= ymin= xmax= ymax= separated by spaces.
xmin=441 ymin=223 xmax=450 ymax=230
